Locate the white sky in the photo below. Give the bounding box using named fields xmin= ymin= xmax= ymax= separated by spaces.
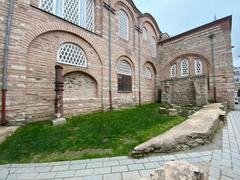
xmin=133 ymin=0 xmax=240 ymax=67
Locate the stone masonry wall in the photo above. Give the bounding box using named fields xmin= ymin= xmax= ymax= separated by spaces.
xmin=158 ymin=18 xmax=234 ymax=108
xmin=161 ymin=76 xmax=208 ymax=106
xmin=63 ymin=72 xmax=101 ymax=116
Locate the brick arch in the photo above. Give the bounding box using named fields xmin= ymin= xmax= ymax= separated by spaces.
xmin=141 ymin=13 xmax=161 ymax=36
xmin=22 ymin=23 xmax=104 ymax=65
xmin=141 ymin=19 xmax=159 ymax=39
xmin=116 ymin=55 xmax=136 ymax=76
xmin=62 ymin=69 xmax=100 ymax=97
xmin=63 ymin=71 xmax=98 ymax=97
xmin=62 ymin=71 xmax=102 ymax=116
xmin=143 ymin=61 xmax=157 ymax=75
xmin=142 ymin=62 xmax=157 ymax=103
xmin=25 ymin=30 xmax=103 ymax=121
xmin=161 ymin=53 xmax=211 ymax=80
xmin=114 ymin=1 xmax=136 ymax=26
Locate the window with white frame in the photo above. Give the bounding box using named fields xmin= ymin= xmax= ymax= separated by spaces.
xmin=181 ymin=59 xmax=189 ymax=76
xmin=195 ymin=59 xmax=203 ymax=75
xmin=117 ymin=60 xmax=132 ymax=92
xmin=57 ymin=43 xmax=87 ymax=67
xmin=150 ymin=36 xmax=156 ymax=57
xmin=170 ymin=64 xmax=176 ymax=78
xmin=144 ymin=67 xmax=152 ymax=79
xmin=86 ymin=0 xmax=94 ymax=31
xmin=62 ymin=0 xmax=80 ymax=25
xmin=142 ymin=27 xmax=148 ymax=41
xmin=118 ymin=10 xmax=129 ymax=40
xmin=40 ymin=0 xmax=56 ymax=13
xmin=39 ymin=0 xmax=95 ymax=32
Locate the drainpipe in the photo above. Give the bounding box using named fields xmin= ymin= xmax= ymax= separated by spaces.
xmin=2 ymin=0 xmax=15 ymax=125
xmin=209 ymin=33 xmax=217 ymax=102
xmin=137 ymin=16 xmax=141 ymax=106
xmin=108 ymin=0 xmax=113 ymax=110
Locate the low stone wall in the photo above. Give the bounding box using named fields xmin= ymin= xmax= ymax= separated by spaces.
xmin=161 ymin=75 xmax=208 ymax=106
xmin=132 ymin=103 xmax=225 ymax=156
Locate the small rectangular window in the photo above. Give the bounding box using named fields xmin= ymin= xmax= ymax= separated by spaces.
xmin=118 ymin=74 xmax=132 ymax=92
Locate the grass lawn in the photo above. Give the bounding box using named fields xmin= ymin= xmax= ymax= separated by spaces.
xmin=0 ymin=103 xmax=186 ymax=164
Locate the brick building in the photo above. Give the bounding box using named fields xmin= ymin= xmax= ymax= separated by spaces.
xmin=0 ymin=0 xmax=234 ymax=125
xmin=234 ymin=67 xmax=240 ymax=104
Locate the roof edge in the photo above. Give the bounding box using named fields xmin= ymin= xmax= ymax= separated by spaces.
xmin=159 ymin=15 xmax=232 ymax=44
xmin=126 ymin=0 xmax=141 ymax=14
xmin=125 ymin=0 xmax=162 ymax=35
xmin=140 ymin=13 xmax=162 ymax=35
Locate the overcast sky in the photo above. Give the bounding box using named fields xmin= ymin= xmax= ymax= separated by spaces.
xmin=133 ymin=0 xmax=240 ymax=67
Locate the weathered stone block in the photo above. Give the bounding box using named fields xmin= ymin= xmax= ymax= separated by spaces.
xmin=172 ymin=105 xmax=182 ymax=113
xmin=159 ymin=107 xmax=168 ymax=114
xmin=52 ymin=118 xmax=67 ymax=126
xmin=168 ymin=109 xmax=177 ymax=116
xmin=150 ymin=161 xmax=206 ymax=180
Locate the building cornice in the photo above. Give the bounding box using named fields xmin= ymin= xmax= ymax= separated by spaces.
xmin=159 ymin=15 xmax=232 ymax=44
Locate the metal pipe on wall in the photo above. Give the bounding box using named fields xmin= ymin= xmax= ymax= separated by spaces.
xmin=137 ymin=16 xmax=142 ymax=106
xmin=108 ymin=0 xmax=113 ymax=110
xmin=209 ymin=33 xmax=217 ymax=102
xmin=2 ymin=0 xmax=15 ymax=125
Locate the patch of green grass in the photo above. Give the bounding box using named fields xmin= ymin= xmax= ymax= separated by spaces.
xmin=0 ymin=103 xmax=186 ymax=164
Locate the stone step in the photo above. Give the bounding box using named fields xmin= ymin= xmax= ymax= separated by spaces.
xmin=0 ymin=126 xmax=19 ymax=144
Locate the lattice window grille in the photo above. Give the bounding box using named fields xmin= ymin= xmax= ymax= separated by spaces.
xmin=195 ymin=60 xmax=203 ymax=75
xmin=170 ymin=64 xmax=176 ymax=78
xmin=142 ymin=27 xmax=148 ymax=41
xmin=40 ymin=0 xmax=56 ymax=14
xmin=118 ymin=10 xmax=129 ymax=40
xmin=117 ymin=60 xmax=132 ymax=76
xmin=144 ymin=67 xmax=152 ymax=79
xmin=150 ymin=36 xmax=156 ymax=57
xmin=181 ymin=59 xmax=189 ymax=76
xmin=57 ymin=43 xmax=87 ymax=67
xmin=63 ymin=0 xmax=80 ymax=25
xmin=86 ymin=0 xmax=94 ymax=31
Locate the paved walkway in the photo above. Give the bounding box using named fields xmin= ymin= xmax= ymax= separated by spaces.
xmin=0 ymin=111 xmax=239 ymax=180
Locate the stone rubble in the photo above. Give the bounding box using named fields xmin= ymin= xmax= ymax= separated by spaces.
xmin=140 ymin=161 xmax=206 ymax=180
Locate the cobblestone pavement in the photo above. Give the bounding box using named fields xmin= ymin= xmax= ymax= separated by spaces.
xmin=0 ymin=111 xmax=239 ymax=180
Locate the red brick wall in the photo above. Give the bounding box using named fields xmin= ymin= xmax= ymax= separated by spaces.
xmin=0 ymin=0 xmax=160 ymax=124
xmin=0 ymin=0 xmax=234 ymax=124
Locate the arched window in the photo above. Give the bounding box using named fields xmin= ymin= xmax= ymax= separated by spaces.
xmin=181 ymin=59 xmax=189 ymax=77
xmin=142 ymin=27 xmax=148 ymax=41
xmin=86 ymin=0 xmax=94 ymax=31
xmin=150 ymin=36 xmax=156 ymax=58
xmin=57 ymin=43 xmax=87 ymax=67
xmin=144 ymin=67 xmax=152 ymax=79
xmin=118 ymin=10 xmax=129 ymax=40
xmin=170 ymin=64 xmax=176 ymax=78
xmin=195 ymin=59 xmax=203 ymax=75
xmin=117 ymin=60 xmax=132 ymax=92
xmin=39 ymin=0 xmax=94 ymax=32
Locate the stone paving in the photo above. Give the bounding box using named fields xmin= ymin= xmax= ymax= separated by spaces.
xmin=0 ymin=111 xmax=239 ymax=180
